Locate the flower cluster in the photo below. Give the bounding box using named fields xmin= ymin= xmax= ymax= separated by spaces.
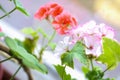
xmin=35 ymin=3 xmax=115 ymax=57
xmin=35 ymin=2 xmax=77 ymax=35
xmin=70 ymin=21 xmax=114 ymax=57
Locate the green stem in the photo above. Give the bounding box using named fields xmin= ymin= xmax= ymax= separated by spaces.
xmin=10 ymin=65 xmax=22 ymax=80
xmin=103 ymin=64 xmax=113 ymax=73
xmin=0 ymin=7 xmax=16 ymax=19
xmin=0 ymin=57 xmax=12 ymax=63
xmin=39 ymin=30 xmax=56 ymax=62
xmin=90 ymin=59 xmax=94 ymax=70
xmin=62 ymin=65 xmax=66 ymax=80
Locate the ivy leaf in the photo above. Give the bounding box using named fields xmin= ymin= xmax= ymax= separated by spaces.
xmin=5 ymin=37 xmax=48 ymax=73
xmin=61 ymin=52 xmax=74 ymax=68
xmin=13 ymin=0 xmax=29 ymax=16
xmin=71 ymin=41 xmax=88 ymax=65
xmin=54 ymin=65 xmax=72 ymax=80
xmin=61 ymin=41 xmax=88 ymax=68
xmin=97 ymin=37 xmax=120 ymax=70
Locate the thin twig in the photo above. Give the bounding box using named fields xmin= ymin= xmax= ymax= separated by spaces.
xmin=90 ymin=59 xmax=94 ymax=70
xmin=0 ymin=42 xmax=33 ymax=80
xmin=0 ymin=56 xmax=12 ymax=63
xmin=22 ymin=65 xmax=34 ymax=80
xmin=103 ymin=64 xmax=114 ymax=73
xmin=0 ymin=7 xmax=16 ymax=19
xmin=10 ymin=65 xmax=22 ymax=80
xmin=39 ymin=30 xmax=56 ymax=62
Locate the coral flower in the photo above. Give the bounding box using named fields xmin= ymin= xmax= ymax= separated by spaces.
xmin=34 ymin=6 xmax=50 ymax=20
xmin=34 ymin=2 xmax=63 ymax=20
xmin=52 ymin=12 xmax=77 ymax=35
xmin=48 ymin=3 xmax=63 ymax=17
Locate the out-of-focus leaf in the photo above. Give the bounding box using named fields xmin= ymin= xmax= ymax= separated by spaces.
xmin=5 ymin=37 xmax=48 ymax=73
xmin=37 ymin=28 xmax=50 ymax=39
xmin=48 ymin=42 xmax=56 ymax=50
xmin=54 ymin=65 xmax=72 ymax=80
xmin=23 ymin=37 xmax=39 ymax=53
xmin=61 ymin=52 xmax=74 ymax=68
xmin=22 ymin=27 xmax=38 ymax=37
xmin=0 ymin=32 xmax=6 ymax=37
xmin=61 ymin=41 xmax=89 ymax=68
xmin=97 ymin=37 xmax=120 ymax=70
xmin=13 ymin=0 xmax=29 ymax=16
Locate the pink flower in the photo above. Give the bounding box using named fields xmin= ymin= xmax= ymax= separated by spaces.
xmin=84 ymin=35 xmax=101 ymax=57
xmin=70 ymin=20 xmax=114 ymax=57
xmin=52 ymin=12 xmax=77 ymax=35
xmin=97 ymin=23 xmax=114 ymax=39
xmin=34 ymin=2 xmax=63 ymax=20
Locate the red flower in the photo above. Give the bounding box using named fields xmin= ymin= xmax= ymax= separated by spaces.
xmin=48 ymin=3 xmax=63 ymax=17
xmin=34 ymin=2 xmax=63 ymax=20
xmin=34 ymin=6 xmax=50 ymax=20
xmin=52 ymin=12 xmax=77 ymax=35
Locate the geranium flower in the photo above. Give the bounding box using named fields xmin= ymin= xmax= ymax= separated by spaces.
xmin=34 ymin=2 xmax=63 ymax=20
xmin=52 ymin=12 xmax=77 ymax=35
xmin=70 ymin=20 xmax=114 ymax=57
xmin=34 ymin=5 xmax=50 ymax=20
xmin=48 ymin=2 xmax=63 ymax=17
xmin=54 ymin=36 xmax=71 ymax=56
xmin=98 ymin=23 xmax=114 ymax=39
xmin=84 ymin=35 xmax=101 ymax=57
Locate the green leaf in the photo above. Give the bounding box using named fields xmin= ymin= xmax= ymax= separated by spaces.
xmin=82 ymin=66 xmax=89 ymax=74
xmin=54 ymin=65 xmax=72 ymax=80
xmin=61 ymin=52 xmax=74 ymax=68
xmin=61 ymin=41 xmax=88 ymax=68
xmin=0 ymin=4 xmax=7 ymax=13
xmin=71 ymin=41 xmax=88 ymax=65
xmin=23 ymin=37 xmax=39 ymax=53
xmin=22 ymin=28 xmax=36 ymax=35
xmin=5 ymin=37 xmax=18 ymax=50
xmin=5 ymin=37 xmax=48 ymax=73
xmin=0 ymin=32 xmax=6 ymax=37
xmin=13 ymin=0 xmax=29 ymax=16
xmin=48 ymin=42 xmax=56 ymax=50
xmin=86 ymin=68 xmax=104 ymax=80
xmin=37 ymin=28 xmax=50 ymax=39
xmin=97 ymin=37 xmax=120 ymax=70
xmin=22 ymin=27 xmax=39 ymax=37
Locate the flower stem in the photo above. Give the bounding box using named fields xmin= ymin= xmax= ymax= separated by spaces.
xmin=39 ymin=30 xmax=56 ymax=62
xmin=10 ymin=65 xmax=22 ymax=80
xmin=62 ymin=65 xmax=66 ymax=80
xmin=90 ymin=59 xmax=94 ymax=70
xmin=0 ymin=7 xmax=16 ymax=19
xmin=0 ymin=57 xmax=12 ymax=63
xmin=103 ymin=64 xmax=113 ymax=73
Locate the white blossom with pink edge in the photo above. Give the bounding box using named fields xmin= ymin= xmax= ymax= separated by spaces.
xmin=70 ymin=20 xmax=115 ymax=57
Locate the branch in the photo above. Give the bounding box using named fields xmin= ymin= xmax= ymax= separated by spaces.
xmin=0 ymin=41 xmax=33 ymax=80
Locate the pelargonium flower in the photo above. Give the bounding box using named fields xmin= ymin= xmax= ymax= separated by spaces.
xmin=48 ymin=3 xmax=63 ymax=17
xmin=97 ymin=23 xmax=114 ymax=39
xmin=34 ymin=5 xmax=50 ymax=20
xmin=70 ymin=20 xmax=114 ymax=57
xmin=34 ymin=2 xmax=63 ymax=20
xmin=54 ymin=36 xmax=71 ymax=56
xmin=52 ymin=12 xmax=77 ymax=35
